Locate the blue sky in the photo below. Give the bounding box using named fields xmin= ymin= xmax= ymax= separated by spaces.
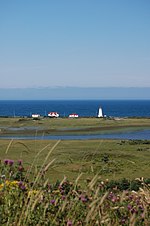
xmin=0 ymin=0 xmax=150 ymax=89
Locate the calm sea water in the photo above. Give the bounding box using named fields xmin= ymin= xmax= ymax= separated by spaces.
xmin=0 ymin=100 xmax=150 ymax=117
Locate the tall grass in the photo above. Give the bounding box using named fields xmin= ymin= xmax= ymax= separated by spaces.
xmin=0 ymin=141 xmax=149 ymax=225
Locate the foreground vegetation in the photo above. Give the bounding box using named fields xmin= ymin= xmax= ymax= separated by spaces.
xmin=0 ymin=149 xmax=150 ymax=225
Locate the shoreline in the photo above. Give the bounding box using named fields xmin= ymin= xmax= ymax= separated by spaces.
xmin=0 ymin=117 xmax=150 ymax=139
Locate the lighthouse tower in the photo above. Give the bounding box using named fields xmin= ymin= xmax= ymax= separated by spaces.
xmin=98 ymin=107 xmax=103 ymax=118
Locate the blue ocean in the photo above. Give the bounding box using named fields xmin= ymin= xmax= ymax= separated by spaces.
xmin=0 ymin=100 xmax=150 ymax=118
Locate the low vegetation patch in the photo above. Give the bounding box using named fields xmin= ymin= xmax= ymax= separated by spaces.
xmin=0 ymin=139 xmax=150 ymax=182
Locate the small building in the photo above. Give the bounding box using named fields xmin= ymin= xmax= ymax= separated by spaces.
xmin=32 ymin=114 xmax=40 ymax=119
xmin=69 ymin=113 xmax=79 ymax=118
xmin=98 ymin=107 xmax=103 ymax=118
xmin=48 ymin=112 xmax=59 ymax=118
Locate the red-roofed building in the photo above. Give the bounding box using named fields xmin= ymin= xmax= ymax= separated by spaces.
xmin=69 ymin=113 xmax=79 ymax=118
xmin=48 ymin=112 xmax=59 ymax=118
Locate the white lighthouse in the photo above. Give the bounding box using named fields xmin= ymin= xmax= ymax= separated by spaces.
xmin=98 ymin=107 xmax=103 ymax=118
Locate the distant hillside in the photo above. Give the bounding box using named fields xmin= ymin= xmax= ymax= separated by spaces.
xmin=0 ymin=87 xmax=150 ymax=100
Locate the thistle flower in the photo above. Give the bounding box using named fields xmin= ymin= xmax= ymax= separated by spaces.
xmin=8 ymin=160 xmax=14 ymax=166
xmin=20 ymin=185 xmax=26 ymax=191
xmin=50 ymin=199 xmax=55 ymax=205
xmin=127 ymin=204 xmax=132 ymax=210
xmin=138 ymin=205 xmax=144 ymax=211
xmin=79 ymin=195 xmax=87 ymax=203
xmin=61 ymin=195 xmax=66 ymax=200
xmin=18 ymin=181 xmax=27 ymax=191
xmin=131 ymin=207 xmax=138 ymax=214
xmin=4 ymin=159 xmax=9 ymax=165
xmin=67 ymin=220 xmax=73 ymax=226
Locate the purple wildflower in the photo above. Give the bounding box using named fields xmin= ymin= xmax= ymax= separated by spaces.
xmin=108 ymin=192 xmax=114 ymax=199
xmin=138 ymin=205 xmax=144 ymax=211
xmin=129 ymin=195 xmax=133 ymax=200
xmin=80 ymin=195 xmax=87 ymax=203
xmin=50 ymin=199 xmax=55 ymax=205
xmin=8 ymin=160 xmax=14 ymax=166
xmin=18 ymin=181 xmax=26 ymax=191
xmin=4 ymin=159 xmax=9 ymax=165
xmin=20 ymin=185 xmax=26 ymax=191
xmin=131 ymin=207 xmax=138 ymax=214
xmin=127 ymin=204 xmax=132 ymax=210
xmin=111 ymin=196 xmax=117 ymax=203
xmin=67 ymin=220 xmax=73 ymax=226
xmin=18 ymin=181 xmax=23 ymax=187
xmin=61 ymin=195 xmax=66 ymax=200
xmin=108 ymin=192 xmax=117 ymax=203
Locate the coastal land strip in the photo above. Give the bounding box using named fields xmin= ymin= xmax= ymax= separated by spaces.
xmin=0 ymin=117 xmax=150 ymax=136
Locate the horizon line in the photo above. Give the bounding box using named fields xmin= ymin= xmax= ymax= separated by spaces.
xmin=0 ymin=86 xmax=150 ymax=89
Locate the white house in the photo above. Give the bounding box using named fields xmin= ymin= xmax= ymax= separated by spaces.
xmin=69 ymin=113 xmax=79 ymax=118
xmin=98 ymin=107 xmax=103 ymax=118
xmin=48 ymin=112 xmax=59 ymax=118
xmin=32 ymin=114 xmax=40 ymax=119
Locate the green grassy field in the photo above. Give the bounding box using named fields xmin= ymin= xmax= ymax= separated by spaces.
xmin=0 ymin=117 xmax=150 ymax=135
xmin=0 ymin=139 xmax=150 ymax=184
xmin=0 ymin=117 xmax=150 ymax=183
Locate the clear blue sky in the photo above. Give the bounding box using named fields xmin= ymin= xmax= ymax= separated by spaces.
xmin=0 ymin=0 xmax=150 ymax=88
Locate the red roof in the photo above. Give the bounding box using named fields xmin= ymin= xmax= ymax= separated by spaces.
xmin=48 ymin=112 xmax=58 ymax=114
